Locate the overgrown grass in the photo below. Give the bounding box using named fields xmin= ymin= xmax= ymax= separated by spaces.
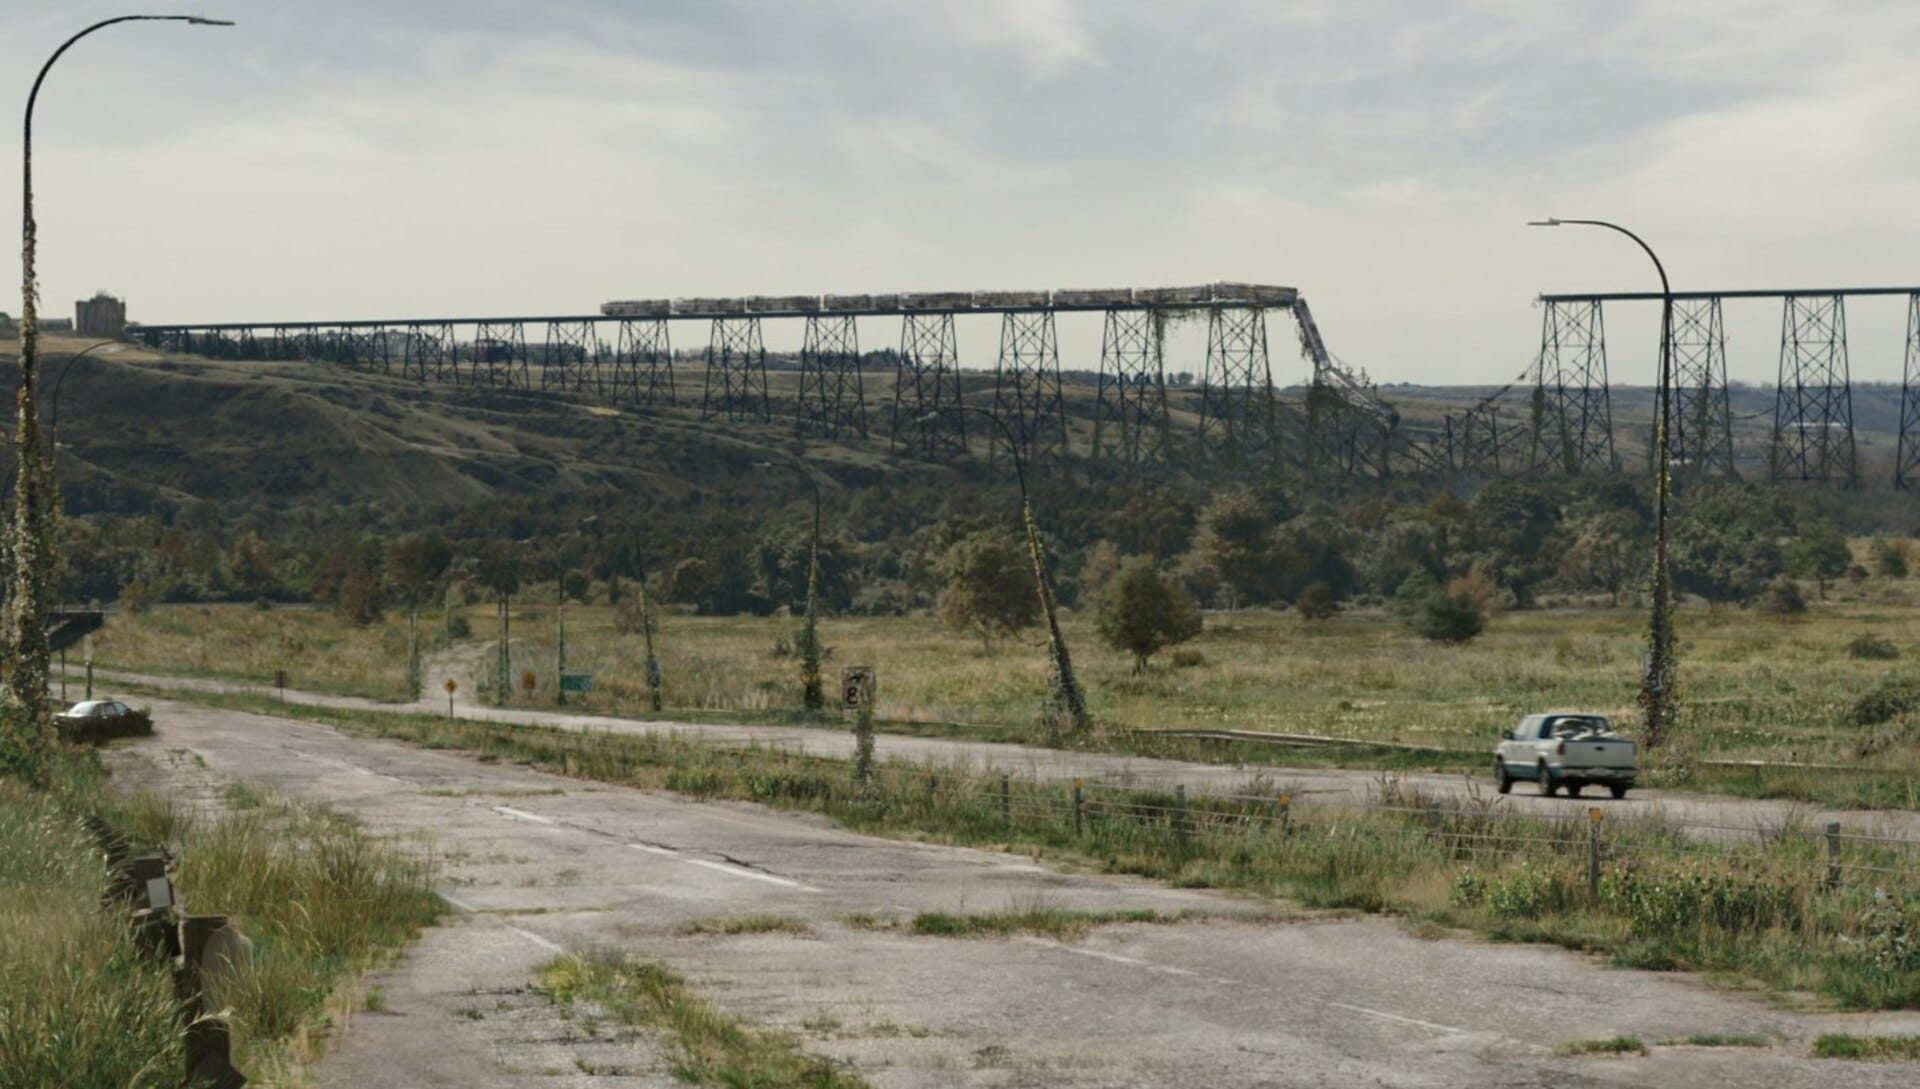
xmin=1665 ymin=1033 xmax=1771 ymax=1048
xmin=104 ymin=788 xmax=444 ymax=1076
xmin=0 ymin=770 xmax=181 ymax=1089
xmin=161 ymin=693 xmax=1920 ymax=1011
xmin=0 ymin=747 xmax=441 ymax=1086
xmin=97 ymin=599 xmax=1920 ymax=807
xmin=539 ymin=950 xmax=869 ymax=1088
xmin=92 ymin=602 xmax=438 ymax=701
xmin=1553 ymin=1036 xmax=1646 ymax=1057
xmin=1809 ymin=1033 xmax=1920 ymax=1061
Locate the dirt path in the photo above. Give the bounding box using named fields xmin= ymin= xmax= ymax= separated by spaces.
xmin=107 ymin=696 xmax=1920 ymax=1087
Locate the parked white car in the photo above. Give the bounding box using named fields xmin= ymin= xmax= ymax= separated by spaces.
xmin=1494 ymin=713 xmax=1636 ymax=798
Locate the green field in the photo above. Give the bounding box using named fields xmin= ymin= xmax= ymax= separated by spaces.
xmin=93 ymin=586 xmax=1920 ymax=787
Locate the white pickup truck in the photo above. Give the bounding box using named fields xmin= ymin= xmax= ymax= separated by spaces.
xmin=1493 ymin=713 xmax=1637 ymax=799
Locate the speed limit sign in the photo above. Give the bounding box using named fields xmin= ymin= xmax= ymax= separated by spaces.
xmin=841 ymin=666 xmax=876 ymax=711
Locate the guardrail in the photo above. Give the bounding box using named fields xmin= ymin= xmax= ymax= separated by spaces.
xmin=86 ymin=816 xmax=250 ymax=1089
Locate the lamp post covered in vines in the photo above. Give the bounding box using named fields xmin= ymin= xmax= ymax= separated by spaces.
xmin=7 ymin=14 xmax=232 ymax=779
xmin=1530 ymin=217 xmax=1677 ymax=748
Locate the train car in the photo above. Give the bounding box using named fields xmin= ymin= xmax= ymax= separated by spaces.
xmin=601 ymin=298 xmax=672 ymax=317
xmin=869 ymin=293 xmax=902 ymax=312
xmin=902 ymin=291 xmax=974 ymax=310
xmin=823 ymin=293 xmax=872 ymax=311
xmin=972 ymin=290 xmax=1048 ymax=308
xmin=745 ymin=295 xmax=819 ymax=314
xmin=674 ymin=297 xmax=725 ymax=315
xmin=1212 ymin=282 xmax=1296 ymax=306
xmin=1136 ymin=285 xmax=1211 ymax=306
xmin=1052 ymin=288 xmax=1134 ymax=308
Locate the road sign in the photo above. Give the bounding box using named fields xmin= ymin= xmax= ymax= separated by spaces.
xmin=841 ymin=666 xmax=876 ymax=711
xmin=444 ymin=678 xmax=458 ymax=695
xmin=559 ymin=673 xmax=593 ymax=694
xmin=273 ymin=669 xmax=288 ymax=690
xmin=520 ymin=669 xmax=537 ymax=692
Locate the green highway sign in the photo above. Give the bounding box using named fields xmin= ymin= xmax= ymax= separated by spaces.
xmin=559 ymin=673 xmax=594 ymax=694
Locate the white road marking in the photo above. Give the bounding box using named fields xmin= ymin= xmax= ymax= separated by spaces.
xmin=1328 ymin=1001 xmax=1466 ymax=1035
xmin=492 ymin=806 xmax=555 ymax=825
xmin=628 ymin=843 xmax=820 ymax=892
xmin=1015 ymin=937 xmax=1241 ymax=986
xmin=508 ymin=926 xmax=566 ymax=954
xmin=282 ymin=748 xmax=409 ymax=785
xmin=439 ymin=892 xmax=478 ymax=912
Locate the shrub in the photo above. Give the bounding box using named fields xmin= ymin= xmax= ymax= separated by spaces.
xmin=1413 ymin=590 xmax=1484 ymax=644
xmin=1095 ymin=558 xmax=1203 ymax=672
xmin=1847 ymin=634 xmax=1900 ymax=661
xmin=1599 ymin=862 xmax=1803 ymax=936
xmin=1295 ymin=581 xmax=1339 ymax=621
xmin=1761 ymin=576 xmax=1807 ymax=616
xmin=1872 ymin=538 xmax=1911 ymax=579
xmin=1847 ymin=676 xmax=1920 ymax=727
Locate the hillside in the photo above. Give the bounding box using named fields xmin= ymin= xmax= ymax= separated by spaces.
xmin=4 ymin=334 xmax=1912 ymax=518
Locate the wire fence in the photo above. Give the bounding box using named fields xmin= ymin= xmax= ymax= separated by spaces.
xmin=841 ymin=759 xmax=1920 ymax=897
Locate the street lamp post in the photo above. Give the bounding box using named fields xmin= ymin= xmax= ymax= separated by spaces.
xmin=757 ymin=460 xmax=825 ymax=714
xmin=1530 ymin=217 xmax=1677 ymax=749
xmin=10 ymin=14 xmax=232 ymax=779
xmin=601 ymin=515 xmax=664 ymax=713
xmin=931 ymin=408 xmax=1092 ymax=742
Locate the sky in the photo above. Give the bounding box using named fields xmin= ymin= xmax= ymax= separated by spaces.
xmin=5 ymin=0 xmax=1920 ymax=386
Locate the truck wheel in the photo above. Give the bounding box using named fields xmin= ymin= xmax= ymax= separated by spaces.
xmin=1609 ymin=784 xmax=1629 ymax=800
xmin=1495 ymin=761 xmax=1513 ymax=794
xmin=1565 ymin=783 xmax=1584 ymax=798
xmin=1537 ymin=763 xmax=1557 ymax=797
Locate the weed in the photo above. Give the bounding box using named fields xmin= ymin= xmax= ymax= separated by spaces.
xmin=677 ymin=915 xmax=813 ymax=937
xmin=1810 ymin=1034 xmax=1920 ymax=1061
xmin=538 ymin=951 xmax=870 ymax=1088
xmin=1553 ymin=1036 xmax=1646 ymax=1057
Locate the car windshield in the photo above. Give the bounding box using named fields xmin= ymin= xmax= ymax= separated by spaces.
xmin=68 ymin=700 xmax=109 ymax=716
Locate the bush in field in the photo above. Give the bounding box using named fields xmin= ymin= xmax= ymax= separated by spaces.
xmin=1787 ymin=520 xmax=1853 ymax=598
xmin=1872 ymin=538 xmax=1911 ymax=579
xmin=1294 ymin=581 xmax=1339 ymax=621
xmin=938 ymin=531 xmax=1039 ymax=652
xmin=1095 ymin=558 xmax=1203 ymax=672
xmin=1413 ymin=589 xmax=1484 ymax=644
xmin=1390 ymin=569 xmax=1438 ymax=619
xmin=1847 ymin=676 xmax=1920 ymax=727
xmin=336 ymin=570 xmax=383 ymax=626
xmin=1847 ymin=634 xmax=1900 ymax=661
xmin=1761 ymin=576 xmax=1807 ymax=617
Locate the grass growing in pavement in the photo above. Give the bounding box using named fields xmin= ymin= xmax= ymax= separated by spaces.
xmin=1664 ymin=1033 xmax=1771 ymax=1048
xmin=539 ymin=951 xmax=870 ymax=1088
xmin=678 ymin=915 xmax=814 ymax=937
xmin=1809 ymin=1034 xmax=1920 ymax=1061
xmin=1553 ymin=1036 xmax=1647 ymax=1057
xmin=846 ymin=906 xmax=1193 ymax=942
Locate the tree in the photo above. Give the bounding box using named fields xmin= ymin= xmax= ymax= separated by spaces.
xmin=1190 ymin=488 xmax=1285 ymax=606
xmin=1672 ymin=508 xmax=1782 ymax=607
xmin=1786 ymin=521 xmax=1852 ymax=599
xmin=938 ymin=531 xmax=1039 ymax=652
xmin=1413 ymin=589 xmax=1485 ymax=644
xmin=1462 ymin=482 xmax=1561 ymax=606
xmin=336 ymin=569 xmax=383 ymax=626
xmin=1094 ymin=558 xmax=1203 ymax=672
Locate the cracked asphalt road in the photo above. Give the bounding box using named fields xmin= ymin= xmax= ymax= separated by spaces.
xmin=103 ymin=695 xmax=1920 ymax=1087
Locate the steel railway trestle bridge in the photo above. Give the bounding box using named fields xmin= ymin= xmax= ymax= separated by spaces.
xmin=129 ymin=282 xmax=1920 ymax=489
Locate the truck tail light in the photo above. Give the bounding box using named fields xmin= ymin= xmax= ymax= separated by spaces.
xmin=1557 ymin=741 xmax=1566 ymax=755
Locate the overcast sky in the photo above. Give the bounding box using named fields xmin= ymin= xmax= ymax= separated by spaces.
xmin=6 ymin=0 xmax=1919 ymax=385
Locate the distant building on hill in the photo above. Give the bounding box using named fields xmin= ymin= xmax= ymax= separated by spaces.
xmin=75 ymin=292 xmax=126 ymax=338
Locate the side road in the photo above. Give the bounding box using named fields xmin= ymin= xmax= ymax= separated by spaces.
xmin=110 ymin=695 xmax=1920 ymax=1088
xmin=83 ymin=664 xmax=1920 ymax=841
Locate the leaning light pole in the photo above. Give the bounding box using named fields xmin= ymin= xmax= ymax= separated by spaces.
xmin=1530 ymin=217 xmax=1676 ymax=749
xmin=757 ymin=459 xmax=825 ymax=714
xmin=9 ymin=14 xmax=233 ymax=780
xmin=935 ymin=407 xmax=1092 ymax=742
